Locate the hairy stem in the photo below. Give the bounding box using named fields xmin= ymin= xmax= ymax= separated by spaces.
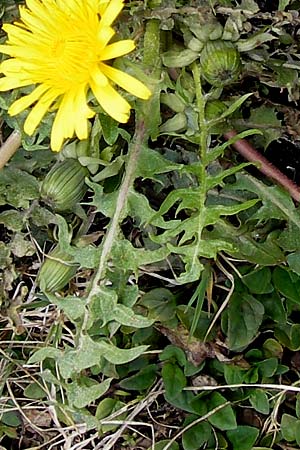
xmin=224 ymin=129 xmax=300 ymax=202
xmin=191 ymin=62 xmax=209 ymax=273
xmin=82 ymin=121 xmax=146 ymax=331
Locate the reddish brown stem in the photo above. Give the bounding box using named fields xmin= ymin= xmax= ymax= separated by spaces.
xmin=224 ymin=129 xmax=300 ymax=202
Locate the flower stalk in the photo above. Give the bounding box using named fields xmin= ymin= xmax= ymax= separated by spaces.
xmin=224 ymin=129 xmax=300 ymax=202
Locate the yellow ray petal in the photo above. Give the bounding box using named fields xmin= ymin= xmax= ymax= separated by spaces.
xmin=24 ymin=0 xmax=47 ymax=16
xmin=50 ymin=111 xmax=67 ymax=152
xmin=0 ymin=58 xmax=24 ymax=73
xmin=19 ymin=8 xmax=52 ymax=37
xmin=24 ymin=88 xmax=59 ymax=135
xmin=99 ymin=0 xmax=110 ymax=15
xmin=91 ymin=80 xmax=130 ymax=123
xmin=100 ymin=40 xmax=135 ymax=61
xmin=90 ymin=67 xmax=108 ymax=87
xmin=9 ymin=84 xmax=49 ymax=116
xmin=100 ymin=0 xmax=124 ymax=27
xmin=97 ymin=26 xmax=115 ymax=50
xmin=2 ymin=23 xmax=35 ymax=45
xmin=99 ymin=63 xmax=151 ymax=99
xmin=73 ymin=86 xmax=95 ymax=139
xmin=50 ymin=91 xmax=78 ymax=151
xmin=0 ymin=76 xmax=31 ymax=90
xmin=0 ymin=44 xmax=16 ymax=56
xmin=59 ymin=92 xmax=76 ymax=138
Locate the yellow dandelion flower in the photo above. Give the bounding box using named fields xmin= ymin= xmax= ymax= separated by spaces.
xmin=0 ymin=0 xmax=151 ymax=151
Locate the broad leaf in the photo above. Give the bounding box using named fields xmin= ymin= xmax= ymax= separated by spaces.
xmin=226 ymin=292 xmax=264 ymax=351
xmin=273 ymin=266 xmax=300 ymax=305
xmin=58 ymin=335 xmax=148 ymax=378
xmin=182 ymin=420 xmax=212 ymax=450
xmin=66 ymin=377 xmax=112 ymax=409
xmin=249 ymin=390 xmax=270 ymax=414
xmin=227 ymin=426 xmax=259 ymax=450
xmin=89 ymin=286 xmax=153 ymax=329
xmin=207 ymin=392 xmax=237 ymax=430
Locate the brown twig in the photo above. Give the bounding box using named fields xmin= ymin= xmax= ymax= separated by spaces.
xmin=0 ymin=129 xmax=22 ymax=169
xmin=224 ymin=129 xmax=300 ymax=202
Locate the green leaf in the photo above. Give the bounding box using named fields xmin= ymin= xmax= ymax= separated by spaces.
xmin=46 ymin=294 xmax=86 ymax=322
xmin=97 ymin=340 xmax=149 ymax=365
xmin=151 ymin=194 xmax=257 ymax=283
xmin=88 ymin=181 xmax=179 ymax=231
xmin=162 ymin=363 xmax=196 ymax=414
xmin=207 ymin=392 xmax=237 ymax=431
xmin=207 ymin=162 xmax=253 ymax=190
xmin=279 ymin=0 xmax=291 ymax=9
xmin=0 ymin=424 xmax=18 ymax=439
xmin=273 ymin=266 xmax=300 ymax=305
xmin=119 ymin=364 xmax=157 ymax=391
xmin=257 ymin=358 xmax=278 ymax=378
xmin=0 ymin=210 xmax=24 ymax=232
xmin=182 ymin=420 xmax=212 ymax=450
xmin=91 ymin=156 xmax=124 ymax=182
xmin=242 ymin=267 xmax=273 ymax=294
xmin=281 ymin=414 xmax=299 ymax=442
xmin=24 ymin=383 xmax=46 ymax=400
xmin=296 ymin=394 xmax=300 ymax=419
xmin=258 ymin=291 xmax=286 ymax=324
xmin=227 ymin=426 xmax=259 ymax=450
xmin=187 ymin=266 xmax=211 ymax=338
xmin=57 ymin=337 xmax=103 ymax=379
xmin=111 ymin=239 xmax=170 ymax=273
xmin=162 ymin=362 xmax=186 ymax=399
xmin=28 ymin=347 xmax=62 ymax=364
xmin=263 ymin=338 xmax=283 ymax=358
xmin=162 ymin=49 xmax=198 ymax=67
xmin=233 ymin=173 xmax=300 ymax=234
xmin=204 ymin=220 xmax=285 ymax=265
xmin=1 ymin=411 xmax=22 ymax=427
xmin=243 ymin=105 xmax=282 ymax=149
xmin=135 ymin=145 xmax=183 ymax=181
xmin=96 ymin=398 xmax=126 ymax=432
xmin=278 ymin=221 xmax=300 ymax=252
xmin=160 ymin=345 xmax=187 ymax=367
xmin=96 ymin=397 xmax=120 ymax=420
xmin=227 ymin=293 xmax=264 ymax=351
xmin=10 ymin=233 xmax=35 ymax=258
xmin=151 ymin=441 xmax=179 ymax=450
xmin=287 ymin=251 xmax=300 ymax=275
xmin=66 ymin=377 xmax=112 ymax=409
xmin=99 ymin=113 xmax=120 ymax=145
xmin=207 ymin=129 xmax=262 ymax=163
xmin=166 ymin=390 xmax=196 ymax=415
xmin=0 ymin=167 xmax=39 ymax=208
xmin=224 ymin=365 xmax=247 ymax=385
xmin=249 ymin=390 xmax=270 ymax=414
xmin=291 ymin=324 xmax=300 ymax=351
xmin=140 ymin=288 xmax=177 ymax=323
xmin=221 ymin=94 xmax=254 ymax=119
xmin=89 ymin=286 xmax=153 ymax=328
xmin=30 ymin=203 xmax=57 ymax=227
xmin=127 ymin=190 xmax=179 ymax=228
xmin=57 ymin=335 xmax=148 ymax=378
xmin=237 ymin=32 xmax=276 ymax=53
xmin=55 ymin=214 xmax=100 ymax=269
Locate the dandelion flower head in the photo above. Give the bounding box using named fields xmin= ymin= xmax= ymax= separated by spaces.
xmin=0 ymin=0 xmax=151 ymax=151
